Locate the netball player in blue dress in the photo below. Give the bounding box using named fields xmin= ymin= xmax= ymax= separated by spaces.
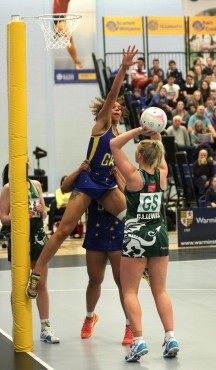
xmin=26 ymin=45 xmax=138 ymax=299
xmin=60 ymin=161 xmax=133 ymax=344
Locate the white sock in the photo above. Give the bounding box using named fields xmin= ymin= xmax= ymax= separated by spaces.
xmin=126 ymin=319 xmax=130 ymax=326
xmin=41 ymin=319 xmax=50 ymax=331
xmin=165 ymin=331 xmax=175 ymax=342
xmin=133 ymin=336 xmax=143 ymax=343
xmin=86 ymin=311 xmax=94 ymax=318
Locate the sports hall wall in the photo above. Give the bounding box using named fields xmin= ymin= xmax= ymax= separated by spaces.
xmin=1 ymin=0 xmax=184 ymax=192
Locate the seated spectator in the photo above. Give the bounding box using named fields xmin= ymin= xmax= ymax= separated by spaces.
xmin=193 ymin=65 xmax=204 ymax=89
xmin=157 ymin=99 xmax=173 ymax=127
xmin=187 ymin=103 xmax=197 ymax=117
xmin=130 ymin=57 xmax=152 ymax=91
xmin=210 ymin=106 xmax=216 ymax=130
xmin=186 ymin=90 xmax=203 ymax=109
xmin=188 ymin=105 xmax=216 ymax=139
xmin=212 ymin=65 xmax=216 ymax=83
xmin=204 ymin=73 xmax=216 ymax=91
xmin=200 ymin=80 xmax=211 ymax=104
xmin=190 ymin=119 xmax=214 ymax=160
xmin=193 ymin=149 xmax=215 ymax=197
xmin=205 ymin=98 xmax=215 ymax=120
xmin=171 ymin=100 xmax=190 ymax=127
xmin=190 ymin=57 xmax=204 ymax=72
xmin=166 ymin=59 xmax=185 ymax=87
xmin=144 ymin=75 xmax=163 ymax=106
xmin=163 ymin=75 xmax=180 ymax=108
xmin=148 ymin=58 xmax=165 ymax=81
xmin=148 ymin=86 xmax=169 ymax=107
xmin=167 ymin=115 xmax=193 ymax=161
xmin=181 ymin=74 xmax=198 ymax=103
xmin=210 ymin=89 xmax=216 ymax=105
xmin=48 ymin=176 xmax=71 ymax=233
xmin=202 ymin=57 xmax=214 ymax=76
xmin=131 ymin=87 xmax=146 ymax=116
xmin=205 ymin=176 xmax=216 ymax=207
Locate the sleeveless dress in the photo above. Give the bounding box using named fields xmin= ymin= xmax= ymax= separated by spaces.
xmin=83 ymin=200 xmax=124 ymax=252
xmin=122 ymin=169 xmax=169 ymax=258
xmin=8 ymin=179 xmax=47 ymax=262
xmin=74 ymin=126 xmax=118 ymax=199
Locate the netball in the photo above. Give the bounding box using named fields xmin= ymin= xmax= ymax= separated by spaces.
xmin=140 ymin=107 xmax=167 ymax=133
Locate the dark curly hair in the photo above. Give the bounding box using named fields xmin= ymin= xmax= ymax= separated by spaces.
xmin=90 ymin=96 xmax=128 ymax=118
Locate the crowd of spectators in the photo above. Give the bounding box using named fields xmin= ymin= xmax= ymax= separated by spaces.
xmin=120 ymin=55 xmax=216 ymax=200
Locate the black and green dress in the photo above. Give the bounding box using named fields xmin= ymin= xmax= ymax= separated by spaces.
xmin=122 ymin=169 xmax=169 ymax=258
xmin=8 ymin=179 xmax=47 ymax=262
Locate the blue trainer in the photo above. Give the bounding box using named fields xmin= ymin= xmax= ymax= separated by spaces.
xmin=163 ymin=339 xmax=179 ymax=358
xmin=125 ymin=339 xmax=148 ymax=362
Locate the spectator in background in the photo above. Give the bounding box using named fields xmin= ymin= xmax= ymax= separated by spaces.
xmin=187 ymin=103 xmax=197 ymax=117
xmin=193 ymin=65 xmax=204 ymax=89
xmin=131 ymin=87 xmax=146 ymax=116
xmin=210 ymin=89 xmax=216 ymax=105
xmin=202 ymin=57 xmax=214 ymax=76
xmin=190 ymin=120 xmax=214 ymax=160
xmin=205 ymin=98 xmax=215 ymax=120
xmin=181 ymin=74 xmax=198 ymax=103
xmin=166 ymin=60 xmax=184 ymax=87
xmin=167 ymin=115 xmax=193 ymax=161
xmin=144 ymin=75 xmax=163 ymax=106
xmin=193 ymin=149 xmax=215 ymax=197
xmin=200 ymin=80 xmax=211 ymax=104
xmin=204 ymin=74 xmax=216 ymax=92
xmin=211 ymin=65 xmax=216 ymax=83
xmin=210 ymin=106 xmax=216 ymax=131
xmin=148 ymin=88 xmax=173 ymax=126
xmin=163 ymin=75 xmax=180 ymax=108
xmin=148 ymin=58 xmax=165 ymax=81
xmin=171 ymin=100 xmax=190 ymax=127
xmin=130 ymin=57 xmax=152 ymax=91
xmin=186 ymin=90 xmax=203 ymax=109
xmin=188 ymin=105 xmax=216 ymax=138
xmin=190 ymin=57 xmax=204 ymax=72
xmin=205 ymin=176 xmax=216 ymax=207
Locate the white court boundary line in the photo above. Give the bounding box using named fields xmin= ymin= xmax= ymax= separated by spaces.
xmin=0 ymin=328 xmax=55 ymax=370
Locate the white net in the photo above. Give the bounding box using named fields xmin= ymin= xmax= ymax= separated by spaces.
xmin=37 ymin=13 xmax=82 ymax=50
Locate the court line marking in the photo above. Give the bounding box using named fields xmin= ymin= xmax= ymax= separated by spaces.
xmin=0 ymin=328 xmax=55 ymax=370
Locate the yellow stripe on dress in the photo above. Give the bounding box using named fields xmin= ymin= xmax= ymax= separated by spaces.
xmin=88 ymin=135 xmax=100 ymax=162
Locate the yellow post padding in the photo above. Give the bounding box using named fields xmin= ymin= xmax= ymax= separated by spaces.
xmin=7 ymin=20 xmax=33 ymax=352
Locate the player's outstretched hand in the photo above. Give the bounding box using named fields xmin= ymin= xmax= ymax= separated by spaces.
xmin=122 ymin=45 xmax=138 ymax=69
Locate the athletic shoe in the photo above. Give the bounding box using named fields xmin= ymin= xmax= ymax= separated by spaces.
xmin=125 ymin=339 xmax=148 ymax=362
xmin=26 ymin=273 xmax=40 ymax=299
xmin=81 ymin=313 xmax=98 ymax=339
xmin=163 ymin=338 xmax=179 ymax=358
xmin=40 ymin=326 xmax=60 ymax=344
xmin=122 ymin=325 xmax=133 ymax=345
xmin=142 ymin=268 xmax=150 ymax=286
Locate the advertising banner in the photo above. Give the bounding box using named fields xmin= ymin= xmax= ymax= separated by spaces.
xmin=103 ymin=16 xmax=143 ymax=36
xmin=147 ymin=16 xmax=185 ymax=35
xmin=177 ymin=207 xmax=216 ymax=247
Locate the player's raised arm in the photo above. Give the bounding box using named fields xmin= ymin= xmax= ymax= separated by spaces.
xmin=92 ymin=46 xmax=138 ymax=133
